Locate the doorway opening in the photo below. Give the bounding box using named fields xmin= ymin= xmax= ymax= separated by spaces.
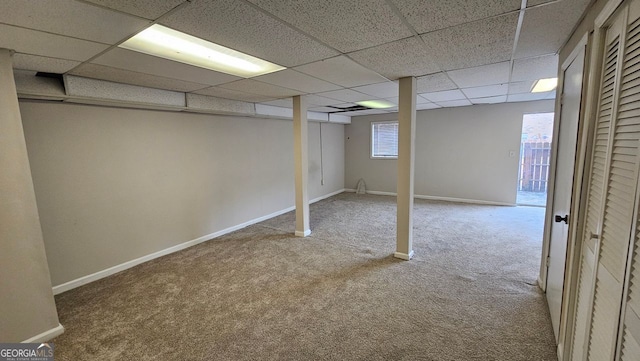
xmin=517 ymin=112 xmax=555 ymax=206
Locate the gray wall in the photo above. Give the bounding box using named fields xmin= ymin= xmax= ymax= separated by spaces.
xmin=345 ymin=100 xmax=555 ymax=204
xmin=20 ymin=101 xmax=344 ymax=287
xmin=1 ymin=53 xmax=60 ymax=342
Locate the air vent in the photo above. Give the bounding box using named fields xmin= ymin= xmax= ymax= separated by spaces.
xmin=327 ymin=104 xmax=368 ymax=113
xmin=35 ymin=72 xmax=65 ymax=89
xmin=35 ymin=72 xmax=64 ymax=81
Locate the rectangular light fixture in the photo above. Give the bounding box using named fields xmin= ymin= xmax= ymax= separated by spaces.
xmin=356 ymin=100 xmax=395 ymax=109
xmin=119 ymin=24 xmax=285 ymax=78
xmin=531 ymin=78 xmax=558 ymax=93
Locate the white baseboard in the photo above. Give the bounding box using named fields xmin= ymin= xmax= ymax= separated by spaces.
xmin=345 ymin=189 xmax=515 ymax=206
xmin=52 ymin=189 xmax=347 ymax=295
xmin=538 ymin=275 xmax=546 ymax=292
xmin=295 ymin=230 xmax=311 ymax=237
xmin=557 ymin=343 xmax=564 ymax=361
xmin=22 ymin=324 xmax=64 ymax=343
xmin=414 ymin=194 xmax=514 ymax=207
xmin=366 ymin=190 xmax=397 ymax=197
xmin=394 ymin=250 xmax=415 ymax=261
xmin=310 ymin=188 xmax=345 ymax=203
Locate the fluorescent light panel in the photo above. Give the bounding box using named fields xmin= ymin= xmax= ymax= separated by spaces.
xmin=119 ymin=24 xmax=285 ymax=78
xmin=356 ymin=100 xmax=395 ymax=109
xmin=531 ymin=78 xmax=557 ymax=93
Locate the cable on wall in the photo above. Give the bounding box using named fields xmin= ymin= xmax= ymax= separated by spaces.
xmin=320 ymin=122 xmax=324 ymax=186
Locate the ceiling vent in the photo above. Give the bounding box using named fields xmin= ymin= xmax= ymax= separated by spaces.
xmin=327 ymin=104 xmax=368 ymax=113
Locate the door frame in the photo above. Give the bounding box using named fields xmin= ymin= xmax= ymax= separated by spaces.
xmin=539 ymin=33 xmax=590 ymax=294
xmin=536 ymin=33 xmax=590 ymax=359
xmin=553 ymin=33 xmax=592 ymax=361
xmin=560 ymin=1 xmax=626 ymax=360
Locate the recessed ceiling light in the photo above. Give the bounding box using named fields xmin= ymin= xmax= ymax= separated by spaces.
xmin=356 ymin=100 xmax=395 ymax=109
xmin=119 ymin=24 xmax=285 ymax=78
xmin=531 ymin=78 xmax=558 ymax=93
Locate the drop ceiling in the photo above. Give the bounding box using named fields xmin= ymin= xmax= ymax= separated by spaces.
xmin=3 ymin=0 xmax=592 ymax=115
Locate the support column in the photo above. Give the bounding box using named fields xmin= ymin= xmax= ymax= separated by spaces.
xmin=0 ymin=49 xmax=62 ymax=341
xmin=395 ymin=77 xmax=417 ymax=260
xmin=293 ymin=95 xmax=310 ymax=237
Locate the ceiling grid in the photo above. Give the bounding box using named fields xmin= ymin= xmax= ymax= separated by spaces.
xmin=2 ymin=0 xmax=594 ymax=115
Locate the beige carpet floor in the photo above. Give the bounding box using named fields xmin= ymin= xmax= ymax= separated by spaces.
xmin=52 ymin=193 xmax=557 ymax=360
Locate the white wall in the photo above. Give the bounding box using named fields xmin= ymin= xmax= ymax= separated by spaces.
xmin=309 ymin=122 xmax=345 ymax=200
xmin=20 ymin=101 xmax=344 ymax=287
xmin=345 ymin=100 xmax=555 ymax=205
xmin=1 ymin=52 xmax=60 ymax=343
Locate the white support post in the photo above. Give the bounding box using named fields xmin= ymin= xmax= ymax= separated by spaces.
xmin=0 ymin=48 xmax=61 ymax=341
xmin=293 ymin=95 xmax=310 ymax=237
xmin=395 ymin=77 xmax=417 ymax=260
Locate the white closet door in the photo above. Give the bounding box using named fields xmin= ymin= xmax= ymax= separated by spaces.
xmin=571 ymin=12 xmax=624 ymax=361
xmin=589 ymin=3 xmax=640 ymax=359
xmin=620 ymin=220 xmax=640 ymax=360
xmin=617 ymin=3 xmax=640 ymax=360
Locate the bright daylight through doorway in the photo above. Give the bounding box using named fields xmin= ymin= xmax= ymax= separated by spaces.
xmin=517 ymin=112 xmax=554 ymax=206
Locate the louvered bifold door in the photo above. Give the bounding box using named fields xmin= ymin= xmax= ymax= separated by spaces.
xmin=620 ymin=194 xmax=640 ymax=360
xmin=617 ymin=2 xmax=640 ymax=360
xmin=590 ymin=2 xmax=640 ymax=359
xmin=571 ymin=12 xmax=624 ymax=361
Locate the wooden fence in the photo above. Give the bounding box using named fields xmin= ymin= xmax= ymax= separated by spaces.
xmin=518 ymin=141 xmax=551 ymax=192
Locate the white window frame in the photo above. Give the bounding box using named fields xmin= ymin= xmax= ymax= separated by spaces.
xmin=370 ymin=120 xmax=399 ymax=159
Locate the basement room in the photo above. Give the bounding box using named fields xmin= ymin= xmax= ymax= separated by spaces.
xmin=2 ymin=0 xmax=640 ymax=360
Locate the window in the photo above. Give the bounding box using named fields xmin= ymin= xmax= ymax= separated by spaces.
xmin=371 ymin=121 xmax=398 ymax=159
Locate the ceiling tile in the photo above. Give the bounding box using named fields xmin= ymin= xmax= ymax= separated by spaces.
xmin=83 ymin=0 xmax=187 ymax=20
xmin=248 ymin=0 xmax=412 ymax=53
xmin=309 ymin=106 xmax=339 ymax=112
xmin=508 ymin=81 xmax=536 ymax=94
xmin=383 ymin=97 xmax=399 ymax=105
xmin=343 ymin=109 xmax=391 ymax=116
xmin=348 ymin=37 xmax=441 ymax=79
xmin=260 ymin=98 xmax=293 ymax=108
xmin=511 ymin=54 xmax=559 ymax=81
xmin=317 ymin=89 xmax=372 ymax=102
xmin=0 ymin=0 xmax=149 ymax=44
xmin=305 ymin=95 xmax=344 ymax=107
xmin=416 ymin=72 xmax=458 ymax=93
xmin=515 ymin=0 xmax=592 ymax=58
xmin=12 ymin=53 xmax=80 ymax=73
xmin=461 ymin=84 xmax=508 ymax=98
xmin=220 ymin=79 xmax=302 ymax=98
xmin=161 ymin=0 xmax=338 ymax=67
xmin=194 ymin=86 xmax=276 ymax=103
xmin=382 ymin=96 xmax=427 ymax=105
xmin=470 ymin=95 xmax=508 ymax=104
xmin=351 ymin=82 xmax=399 ymax=98
xmin=416 ymin=95 xmax=432 ymax=104
xmin=421 ymin=89 xmax=466 ymax=102
xmin=417 ymin=102 xmax=441 ymax=110
xmin=92 ymin=48 xmax=241 ymax=86
xmin=0 ymin=24 xmax=109 ymax=62
xmin=447 ymin=61 xmax=511 ymax=88
xmin=546 ymin=90 xmax=557 ymax=99
xmin=252 ymin=69 xmax=341 ymax=93
xmin=421 ymin=13 xmax=519 ymax=70
xmin=507 ymin=92 xmax=552 ymax=102
xmin=436 ymin=99 xmax=472 ymax=107
xmin=391 ymin=0 xmax=520 ymax=34
xmin=527 ymin=0 xmax=555 ymax=6
xmin=295 ymin=56 xmax=388 ymax=88
xmin=69 ymin=63 xmax=210 ymax=92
